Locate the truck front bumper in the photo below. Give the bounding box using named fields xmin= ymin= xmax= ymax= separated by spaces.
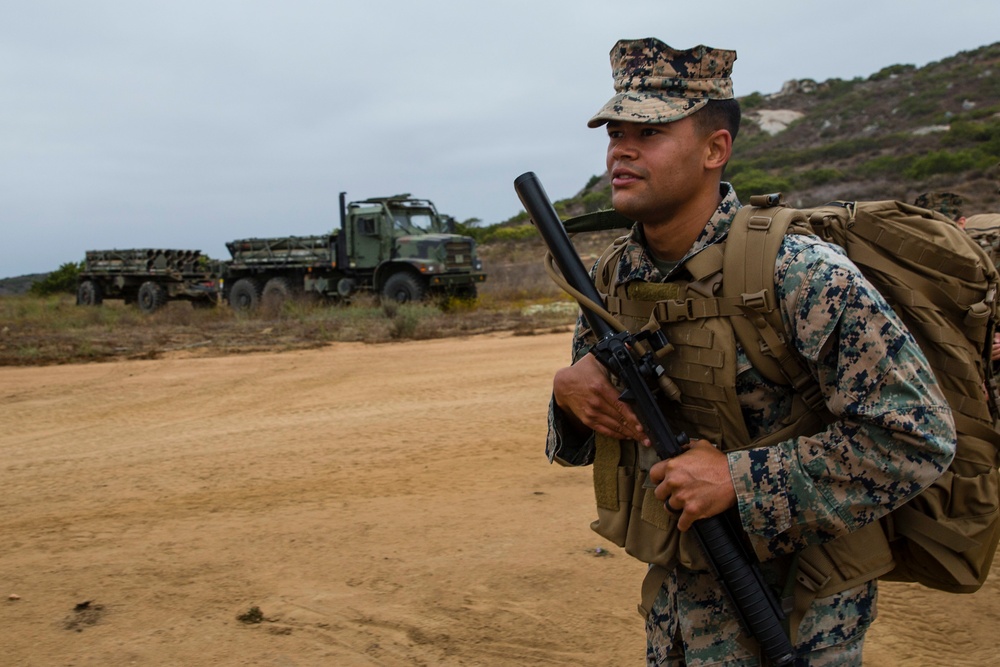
xmin=429 ymin=272 xmax=487 ymax=287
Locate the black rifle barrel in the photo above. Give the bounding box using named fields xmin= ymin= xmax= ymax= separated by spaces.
xmin=514 ymin=171 xmax=795 ymax=667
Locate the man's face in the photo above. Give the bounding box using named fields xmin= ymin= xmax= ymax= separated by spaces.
xmin=605 ymin=117 xmax=709 ymax=227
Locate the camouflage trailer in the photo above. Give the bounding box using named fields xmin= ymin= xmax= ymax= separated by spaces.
xmin=222 ymin=193 xmax=486 ymax=311
xmin=76 ymin=248 xmax=222 ymax=313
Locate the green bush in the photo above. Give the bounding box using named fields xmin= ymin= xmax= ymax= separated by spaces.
xmin=581 ymin=188 xmax=612 ymax=213
xmin=869 ymin=64 xmax=916 ymax=81
xmin=856 ymin=154 xmax=913 ymax=179
xmin=730 ymin=169 xmax=793 ymax=197
xmin=815 ymin=77 xmax=863 ymax=100
xmin=945 ymin=119 xmax=1000 ymax=156
xmin=483 ymin=224 xmax=538 ymax=243
xmin=794 ymin=168 xmax=845 ymax=188
xmin=740 ymin=92 xmax=765 ymax=110
xmin=896 ymin=93 xmax=942 ymax=120
xmin=452 ymin=218 xmax=483 ymax=238
xmin=904 ymin=149 xmax=995 ymax=179
xmin=29 ymin=262 xmax=81 ymax=296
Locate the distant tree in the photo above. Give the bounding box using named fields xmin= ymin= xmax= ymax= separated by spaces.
xmin=582 ymin=189 xmax=612 ymax=212
xmin=453 ymin=217 xmax=486 ymax=242
xmin=29 ymin=261 xmax=82 ymax=296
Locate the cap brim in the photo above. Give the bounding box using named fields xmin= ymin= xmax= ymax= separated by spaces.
xmin=587 ymin=93 xmax=707 ymax=128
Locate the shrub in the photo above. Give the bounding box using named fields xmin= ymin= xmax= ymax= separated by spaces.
xmin=794 ymin=167 xmax=845 ymax=188
xmin=740 ymin=92 xmax=765 ymax=110
xmin=904 ymin=149 xmax=995 ymax=179
xmin=29 ymin=262 xmax=81 ymax=296
xmin=856 ymin=154 xmax=914 ymax=179
xmin=581 ymin=188 xmax=612 ymax=213
xmin=730 ymin=169 xmax=793 ymax=196
xmin=869 ymin=64 xmax=916 ymax=81
xmin=488 ymin=225 xmax=538 ymax=242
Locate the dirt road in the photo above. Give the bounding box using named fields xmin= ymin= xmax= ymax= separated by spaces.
xmin=1 ymin=332 xmax=996 ymax=666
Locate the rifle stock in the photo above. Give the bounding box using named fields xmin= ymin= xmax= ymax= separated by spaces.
xmin=514 ymin=171 xmax=795 ymax=666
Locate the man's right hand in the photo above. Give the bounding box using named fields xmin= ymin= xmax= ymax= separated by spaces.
xmin=553 ymin=353 xmax=649 ymax=445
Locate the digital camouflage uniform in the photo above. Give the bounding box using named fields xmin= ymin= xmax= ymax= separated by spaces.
xmin=546 ymin=185 xmax=956 ymax=666
xmin=586 ymin=39 xmax=736 ymax=129
xmin=914 ymin=192 xmax=965 ymax=221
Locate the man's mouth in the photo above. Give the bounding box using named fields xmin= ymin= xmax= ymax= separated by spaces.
xmin=611 ymin=167 xmax=643 ymax=187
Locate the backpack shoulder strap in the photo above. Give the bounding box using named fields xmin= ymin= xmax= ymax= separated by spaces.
xmin=593 ymin=233 xmax=630 ymax=296
xmin=723 ymin=195 xmax=819 ymax=403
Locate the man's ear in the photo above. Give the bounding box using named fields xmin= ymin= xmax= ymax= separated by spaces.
xmin=704 ymin=129 xmax=733 ymax=171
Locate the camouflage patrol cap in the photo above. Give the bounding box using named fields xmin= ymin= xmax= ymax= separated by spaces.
xmin=588 ymin=38 xmax=737 ymax=128
xmin=914 ymin=192 xmax=965 ymax=220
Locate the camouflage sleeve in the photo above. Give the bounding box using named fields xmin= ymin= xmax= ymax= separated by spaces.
xmin=728 ymin=237 xmax=957 ymax=559
xmin=545 ymin=312 xmax=598 ymax=466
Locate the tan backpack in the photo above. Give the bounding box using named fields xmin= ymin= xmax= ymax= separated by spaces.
xmin=727 ymin=195 xmax=1000 ymax=593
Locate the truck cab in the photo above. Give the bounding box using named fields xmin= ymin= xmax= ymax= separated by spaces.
xmin=337 ymin=193 xmax=486 ymax=302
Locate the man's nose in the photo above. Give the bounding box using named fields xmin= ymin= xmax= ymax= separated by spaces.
xmin=609 ymin=139 xmax=638 ymax=160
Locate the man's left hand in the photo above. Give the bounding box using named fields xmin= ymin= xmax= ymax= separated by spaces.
xmin=649 ymin=440 xmax=737 ymax=532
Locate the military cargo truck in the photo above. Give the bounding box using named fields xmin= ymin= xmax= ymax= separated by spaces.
xmin=76 ymin=248 xmax=221 ymax=313
xmin=222 ymin=192 xmax=486 ymax=311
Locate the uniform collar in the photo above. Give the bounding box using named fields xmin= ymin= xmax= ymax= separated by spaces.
xmin=616 ymin=183 xmax=741 ymax=284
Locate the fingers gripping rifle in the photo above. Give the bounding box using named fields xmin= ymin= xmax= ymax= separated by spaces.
xmin=514 ymin=172 xmax=795 ymax=667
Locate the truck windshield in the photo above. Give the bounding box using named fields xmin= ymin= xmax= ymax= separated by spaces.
xmin=392 ymin=211 xmax=438 ymax=234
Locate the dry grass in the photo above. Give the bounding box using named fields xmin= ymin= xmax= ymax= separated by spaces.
xmin=0 ymin=235 xmax=631 ymax=367
xmin=0 ymin=253 xmax=584 ymax=366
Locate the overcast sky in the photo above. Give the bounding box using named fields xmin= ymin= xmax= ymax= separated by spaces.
xmin=3 ymin=0 xmax=998 ymax=278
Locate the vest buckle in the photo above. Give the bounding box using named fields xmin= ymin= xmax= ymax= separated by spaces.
xmin=741 ymin=289 xmax=773 ymax=312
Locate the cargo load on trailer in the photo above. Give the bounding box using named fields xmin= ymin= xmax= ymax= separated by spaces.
xmin=76 ymin=248 xmax=222 ymax=313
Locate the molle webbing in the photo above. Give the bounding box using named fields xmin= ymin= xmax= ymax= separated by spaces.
xmin=724 ymin=202 xmax=820 ymax=400
xmin=734 ymin=197 xmax=1000 ymax=594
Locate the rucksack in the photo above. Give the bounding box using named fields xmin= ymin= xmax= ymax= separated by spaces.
xmin=726 ymin=195 xmax=1000 ymax=594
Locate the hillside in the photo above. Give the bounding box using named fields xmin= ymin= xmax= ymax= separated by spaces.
xmin=561 ymin=41 xmax=1000 ymax=220
xmin=0 ymin=274 xmax=46 ymax=296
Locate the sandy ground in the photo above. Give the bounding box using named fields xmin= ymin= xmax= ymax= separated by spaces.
xmin=1 ymin=331 xmax=997 ymax=666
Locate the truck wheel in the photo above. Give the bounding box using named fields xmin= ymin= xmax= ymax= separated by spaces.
xmin=76 ymin=280 xmax=103 ymax=306
xmin=137 ymin=281 xmax=168 ymax=313
xmin=381 ymin=273 xmax=426 ymax=304
xmin=229 ymin=278 xmax=262 ymax=312
xmin=262 ymin=277 xmax=295 ymax=311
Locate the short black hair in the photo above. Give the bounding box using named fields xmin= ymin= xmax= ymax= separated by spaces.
xmin=694 ymin=98 xmax=741 ymax=143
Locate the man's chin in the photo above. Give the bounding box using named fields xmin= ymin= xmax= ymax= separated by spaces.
xmin=611 ymin=197 xmax=645 ymax=222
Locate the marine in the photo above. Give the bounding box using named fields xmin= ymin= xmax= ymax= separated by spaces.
xmin=545 ymin=37 xmax=956 ymax=666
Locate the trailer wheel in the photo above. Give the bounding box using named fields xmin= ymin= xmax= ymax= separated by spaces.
xmin=262 ymin=277 xmax=295 ymax=312
xmin=229 ymin=278 xmax=262 ymax=312
xmin=381 ymin=272 xmax=426 ymax=304
xmin=76 ymin=280 xmax=103 ymax=306
xmin=137 ymin=281 xmax=168 ymax=313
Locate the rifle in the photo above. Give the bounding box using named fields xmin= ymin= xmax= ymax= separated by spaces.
xmin=514 ymin=171 xmax=795 ymax=666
